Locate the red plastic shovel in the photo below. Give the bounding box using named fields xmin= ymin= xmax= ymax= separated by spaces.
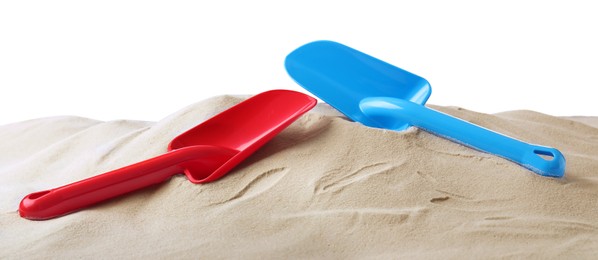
xmin=19 ymin=90 xmax=316 ymax=220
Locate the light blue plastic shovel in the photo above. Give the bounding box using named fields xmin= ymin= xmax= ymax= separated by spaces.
xmin=285 ymin=40 xmax=565 ymax=177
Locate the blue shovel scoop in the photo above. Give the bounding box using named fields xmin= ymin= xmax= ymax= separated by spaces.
xmin=285 ymin=40 xmax=565 ymax=177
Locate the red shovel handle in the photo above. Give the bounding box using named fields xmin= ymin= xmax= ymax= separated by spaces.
xmin=19 ymin=145 xmax=234 ymax=220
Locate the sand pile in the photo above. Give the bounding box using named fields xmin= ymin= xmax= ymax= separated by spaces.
xmin=1 ymin=96 xmax=597 ymax=258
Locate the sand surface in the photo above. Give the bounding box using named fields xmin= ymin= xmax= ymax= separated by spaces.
xmin=1 ymin=96 xmax=598 ymax=259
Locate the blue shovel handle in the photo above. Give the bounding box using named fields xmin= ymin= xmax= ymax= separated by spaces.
xmin=359 ymin=97 xmax=566 ymax=177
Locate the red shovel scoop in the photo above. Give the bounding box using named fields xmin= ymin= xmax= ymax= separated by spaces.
xmin=19 ymin=90 xmax=316 ymax=220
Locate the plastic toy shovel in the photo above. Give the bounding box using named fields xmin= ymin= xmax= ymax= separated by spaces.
xmin=285 ymin=41 xmax=565 ymax=177
xmin=20 ymin=90 xmax=316 ymax=220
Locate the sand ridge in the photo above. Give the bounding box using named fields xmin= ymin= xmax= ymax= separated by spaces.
xmin=1 ymin=96 xmax=597 ymax=258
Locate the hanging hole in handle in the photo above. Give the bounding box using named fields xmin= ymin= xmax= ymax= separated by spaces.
xmin=534 ymin=149 xmax=555 ymax=161
xmin=27 ymin=190 xmax=51 ymax=200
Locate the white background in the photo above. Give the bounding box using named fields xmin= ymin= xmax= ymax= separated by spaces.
xmin=1 ymin=1 xmax=597 ymax=125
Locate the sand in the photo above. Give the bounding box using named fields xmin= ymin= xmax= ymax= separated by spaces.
xmin=1 ymin=95 xmax=597 ymax=259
